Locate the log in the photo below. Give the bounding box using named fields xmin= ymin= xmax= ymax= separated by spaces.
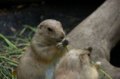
xmin=67 ymin=0 xmax=120 ymax=79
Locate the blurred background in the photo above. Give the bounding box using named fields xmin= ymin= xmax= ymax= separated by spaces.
xmin=0 ymin=0 xmax=105 ymax=35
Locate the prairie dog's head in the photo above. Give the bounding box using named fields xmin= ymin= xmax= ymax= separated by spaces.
xmin=62 ymin=48 xmax=91 ymax=69
xmin=36 ymin=19 xmax=65 ymax=42
xmin=58 ymin=49 xmax=91 ymax=70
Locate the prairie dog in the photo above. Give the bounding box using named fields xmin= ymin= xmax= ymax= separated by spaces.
xmin=54 ymin=48 xmax=101 ymax=79
xmin=17 ymin=19 xmax=69 ymax=79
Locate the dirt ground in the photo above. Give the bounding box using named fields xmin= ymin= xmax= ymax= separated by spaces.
xmin=0 ymin=1 xmax=120 ymax=67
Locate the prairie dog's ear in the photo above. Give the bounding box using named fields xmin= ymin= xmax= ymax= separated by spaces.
xmin=87 ymin=47 xmax=92 ymax=52
xmin=38 ymin=24 xmax=44 ymax=29
xmin=84 ymin=47 xmax=92 ymax=52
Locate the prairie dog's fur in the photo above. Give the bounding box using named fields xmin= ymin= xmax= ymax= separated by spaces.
xmin=54 ymin=49 xmax=101 ymax=79
xmin=17 ymin=19 xmax=69 ymax=79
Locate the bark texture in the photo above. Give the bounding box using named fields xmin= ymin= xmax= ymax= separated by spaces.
xmin=67 ymin=0 xmax=120 ymax=79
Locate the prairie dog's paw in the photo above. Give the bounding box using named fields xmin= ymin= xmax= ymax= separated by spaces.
xmin=56 ymin=42 xmax=63 ymax=49
xmin=56 ymin=38 xmax=69 ymax=49
xmin=94 ymin=61 xmax=101 ymax=69
xmin=96 ymin=61 xmax=101 ymax=66
xmin=62 ymin=38 xmax=69 ymax=46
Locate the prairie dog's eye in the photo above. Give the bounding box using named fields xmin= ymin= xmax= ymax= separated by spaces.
xmin=87 ymin=53 xmax=90 ymax=56
xmin=47 ymin=28 xmax=53 ymax=32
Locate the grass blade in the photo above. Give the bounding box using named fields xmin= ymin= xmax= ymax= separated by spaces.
xmin=91 ymin=61 xmax=112 ymax=79
xmin=22 ymin=25 xmax=36 ymax=32
xmin=0 ymin=34 xmax=17 ymax=49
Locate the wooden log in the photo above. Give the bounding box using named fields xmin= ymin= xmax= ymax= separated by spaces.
xmin=67 ymin=0 xmax=120 ymax=79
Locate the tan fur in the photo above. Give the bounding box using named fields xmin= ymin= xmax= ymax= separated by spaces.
xmin=17 ymin=19 xmax=69 ymax=79
xmin=54 ymin=49 xmax=100 ymax=79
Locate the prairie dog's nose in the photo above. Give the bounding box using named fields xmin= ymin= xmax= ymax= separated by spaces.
xmin=59 ymin=31 xmax=65 ymax=39
xmin=60 ymin=36 xmax=64 ymax=40
xmin=57 ymin=31 xmax=65 ymax=42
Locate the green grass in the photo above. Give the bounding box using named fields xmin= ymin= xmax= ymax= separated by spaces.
xmin=0 ymin=25 xmax=36 ymax=79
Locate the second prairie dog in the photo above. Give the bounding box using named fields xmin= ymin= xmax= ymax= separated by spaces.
xmin=54 ymin=49 xmax=101 ymax=79
xmin=17 ymin=19 xmax=69 ymax=79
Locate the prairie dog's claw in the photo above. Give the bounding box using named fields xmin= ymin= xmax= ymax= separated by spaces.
xmin=57 ymin=42 xmax=63 ymax=49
